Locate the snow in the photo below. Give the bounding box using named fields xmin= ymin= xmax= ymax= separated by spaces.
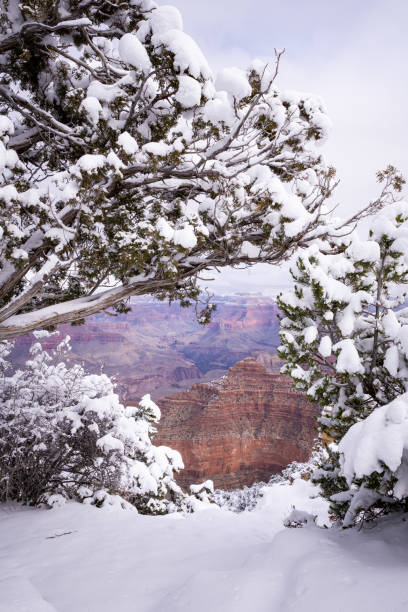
xmin=87 ymin=80 xmax=123 ymax=103
xmin=143 ymin=141 xmax=172 ymax=156
xmin=156 ymin=217 xmax=175 ymax=240
xmin=216 ymin=67 xmax=252 ymax=100
xmin=32 ymin=330 xmax=56 ymax=339
xmin=1 ymin=478 xmax=408 ymax=612
xmin=240 ymin=241 xmax=261 ymax=258
xmin=334 ymin=338 xmax=364 ymax=374
xmin=76 ymin=154 xmax=106 ymax=172
xmin=148 ymin=5 xmax=183 ymax=35
xmin=291 ymin=364 xmax=309 ymax=382
xmin=129 ymin=460 xmax=159 ymax=495
xmin=10 ymin=247 xmax=28 ymax=260
xmin=202 ymin=91 xmax=235 ymax=126
xmin=119 ymin=33 xmax=152 ymax=73
xmin=57 ymin=17 xmax=91 ymax=28
xmin=0 ymin=115 xmax=14 ymax=138
xmin=117 ymin=131 xmax=139 ymax=155
xmin=5 ymin=223 xmax=23 ymax=240
xmin=190 ymin=480 xmax=214 ymax=494
xmin=382 ymin=310 xmax=401 ymax=339
xmin=346 ymin=239 xmax=380 ymax=263
xmin=106 ymin=151 xmax=125 ymax=171
xmin=303 ymin=325 xmax=318 ymax=344
xmin=80 ymin=96 xmax=102 ymax=125
xmin=387 ymin=399 xmax=406 ymax=424
xmin=397 ymin=325 xmax=408 ymax=356
xmin=384 ymin=344 xmax=399 ymax=376
xmin=96 ymin=433 xmax=124 ymax=454
xmin=173 ymin=225 xmax=197 ymax=249
xmin=337 ymin=303 xmax=355 ymax=336
xmin=138 ymin=393 xmax=161 ymax=421
xmin=175 ymin=75 xmax=202 ymax=107
xmin=318 ymin=335 xmax=332 ymax=357
xmin=249 ymin=59 xmax=276 ymax=91
xmin=302 ymin=97 xmax=332 ymax=143
xmin=152 ymin=29 xmax=211 ymax=79
xmin=0 ymin=184 xmax=18 ymax=204
xmin=0 ymin=140 xmax=19 ymax=171
xmin=370 ymin=201 xmax=408 ymax=242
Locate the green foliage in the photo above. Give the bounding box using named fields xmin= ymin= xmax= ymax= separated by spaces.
xmin=278 ymin=200 xmax=408 ymax=525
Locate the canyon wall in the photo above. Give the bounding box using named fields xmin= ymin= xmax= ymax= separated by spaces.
xmin=155 ymin=357 xmax=319 ymax=490
xmin=10 ymin=296 xmax=318 ymax=490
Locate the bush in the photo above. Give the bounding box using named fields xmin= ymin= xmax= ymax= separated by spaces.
xmin=0 ymin=333 xmax=187 ymax=513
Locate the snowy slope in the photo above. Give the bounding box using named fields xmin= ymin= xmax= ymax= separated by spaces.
xmin=1 ymin=479 xmax=407 ymax=612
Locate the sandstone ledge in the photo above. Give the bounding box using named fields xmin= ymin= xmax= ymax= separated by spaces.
xmin=155 ymin=358 xmax=319 ymax=490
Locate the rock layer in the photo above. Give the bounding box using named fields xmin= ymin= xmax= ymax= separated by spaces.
xmin=155 ymin=357 xmax=319 ymax=490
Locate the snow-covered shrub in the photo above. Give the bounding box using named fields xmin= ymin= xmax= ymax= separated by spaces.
xmin=283 ymin=508 xmax=318 ymax=528
xmin=169 ymin=480 xmax=219 ymax=513
xmin=212 ymin=455 xmax=322 ymax=513
xmin=187 ymin=480 xmax=215 ymax=508
xmin=279 ymin=198 xmax=408 ymax=524
xmin=213 ymin=481 xmax=267 ymax=512
xmin=0 ymin=334 xmax=186 ymax=513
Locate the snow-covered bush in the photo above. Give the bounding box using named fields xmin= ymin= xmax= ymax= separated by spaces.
xmin=213 ymin=482 xmax=267 ymax=513
xmin=188 ymin=480 xmax=214 ymax=505
xmin=213 ymin=456 xmax=322 ymax=513
xmin=0 ymin=0 xmax=384 ymax=340
xmin=0 ymin=334 xmax=186 ymax=513
xmin=278 ymin=197 xmax=408 ymax=524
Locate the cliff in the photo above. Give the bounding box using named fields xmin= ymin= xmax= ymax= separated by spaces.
xmin=155 ymin=357 xmax=319 ymax=490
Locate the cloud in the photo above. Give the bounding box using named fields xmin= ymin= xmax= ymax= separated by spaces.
xmin=198 ymin=262 xmax=291 ymax=296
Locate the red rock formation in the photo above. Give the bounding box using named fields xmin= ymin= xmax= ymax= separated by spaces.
xmin=253 ymin=351 xmax=285 ymax=373
xmin=155 ymin=358 xmax=319 ymax=490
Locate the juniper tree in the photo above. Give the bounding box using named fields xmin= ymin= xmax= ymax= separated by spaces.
xmin=0 ymin=0 xmax=387 ymax=339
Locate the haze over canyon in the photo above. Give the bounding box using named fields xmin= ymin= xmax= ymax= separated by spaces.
xmin=11 ymin=295 xmax=318 ymax=488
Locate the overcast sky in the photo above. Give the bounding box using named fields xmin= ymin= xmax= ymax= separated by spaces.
xmin=164 ymin=0 xmax=408 ymax=294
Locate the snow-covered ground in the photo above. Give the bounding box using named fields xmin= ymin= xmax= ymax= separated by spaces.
xmin=1 ymin=479 xmax=408 ymax=612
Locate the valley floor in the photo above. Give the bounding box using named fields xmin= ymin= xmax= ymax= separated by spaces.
xmin=1 ymin=480 xmax=407 ymax=612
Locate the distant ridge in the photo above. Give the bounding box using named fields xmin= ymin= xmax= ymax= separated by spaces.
xmin=10 ymin=294 xmax=282 ymax=401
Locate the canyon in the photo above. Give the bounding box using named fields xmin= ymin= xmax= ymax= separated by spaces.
xmin=10 ymin=295 xmax=282 ymax=400
xmin=155 ymin=357 xmax=319 ymax=490
xmin=10 ymin=295 xmax=320 ymax=489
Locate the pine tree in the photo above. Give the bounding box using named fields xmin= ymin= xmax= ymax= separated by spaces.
xmin=278 ymin=194 xmax=408 ymax=525
xmin=0 ymin=0 xmax=385 ymax=338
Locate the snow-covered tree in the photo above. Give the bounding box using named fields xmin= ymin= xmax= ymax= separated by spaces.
xmin=0 ymin=333 xmax=187 ymax=513
xmin=0 ymin=0 xmax=386 ymax=339
xmin=278 ymin=195 xmax=408 ymax=524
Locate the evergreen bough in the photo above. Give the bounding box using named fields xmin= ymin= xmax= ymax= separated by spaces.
xmin=279 ymin=194 xmax=408 ymax=526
